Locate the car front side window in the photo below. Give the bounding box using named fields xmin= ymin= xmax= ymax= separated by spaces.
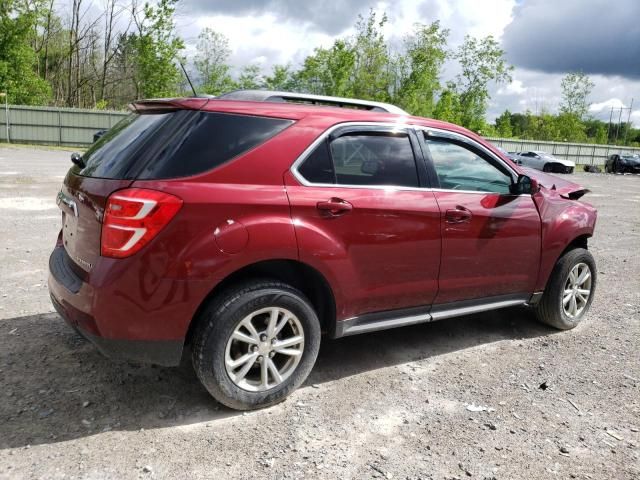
xmin=424 ymin=136 xmax=512 ymax=194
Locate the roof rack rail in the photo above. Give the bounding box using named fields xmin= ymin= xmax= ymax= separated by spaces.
xmin=216 ymin=90 xmax=409 ymax=115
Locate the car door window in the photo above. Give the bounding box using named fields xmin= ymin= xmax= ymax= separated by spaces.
xmin=424 ymin=136 xmax=512 ymax=194
xmin=329 ymin=133 xmax=419 ymax=187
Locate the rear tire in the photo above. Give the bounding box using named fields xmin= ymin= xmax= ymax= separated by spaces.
xmin=192 ymin=279 xmax=321 ymax=410
xmin=534 ymin=248 xmax=596 ymax=330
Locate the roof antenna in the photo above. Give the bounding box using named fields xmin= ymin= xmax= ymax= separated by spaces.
xmin=178 ymin=60 xmax=197 ymax=97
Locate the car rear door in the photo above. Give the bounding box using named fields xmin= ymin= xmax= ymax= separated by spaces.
xmin=418 ymin=129 xmax=541 ymax=304
xmin=285 ymin=125 xmax=441 ymax=321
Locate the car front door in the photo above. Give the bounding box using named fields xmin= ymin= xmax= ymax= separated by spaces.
xmin=285 ymin=125 xmax=441 ymax=321
xmin=419 ymin=130 xmax=541 ymax=305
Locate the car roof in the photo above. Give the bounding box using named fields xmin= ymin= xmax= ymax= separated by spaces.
xmin=130 ymin=96 xmax=478 ymax=138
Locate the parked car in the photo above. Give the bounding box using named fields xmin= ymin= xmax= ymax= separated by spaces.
xmin=512 ymin=150 xmax=575 ymax=173
xmin=496 ymin=146 xmax=521 ymax=163
xmin=49 ymin=90 xmax=598 ymax=410
xmin=605 ymin=153 xmax=640 ymax=174
xmin=93 ymin=129 xmax=107 ymax=143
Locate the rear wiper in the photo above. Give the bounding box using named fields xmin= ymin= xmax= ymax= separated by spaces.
xmin=71 ymin=152 xmax=85 ymax=168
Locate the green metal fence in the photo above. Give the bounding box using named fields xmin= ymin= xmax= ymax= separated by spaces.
xmin=0 ymin=104 xmax=127 ymax=147
xmin=0 ymin=104 xmax=638 ymax=164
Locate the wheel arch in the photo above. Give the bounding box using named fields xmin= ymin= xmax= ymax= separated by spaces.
xmin=535 ymin=232 xmax=592 ymax=291
xmin=185 ymin=259 xmax=337 ymax=346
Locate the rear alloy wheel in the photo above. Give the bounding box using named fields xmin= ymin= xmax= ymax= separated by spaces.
xmin=192 ymin=280 xmax=321 ymax=410
xmin=224 ymin=307 xmax=304 ymax=392
xmin=534 ymin=248 xmax=596 ymax=330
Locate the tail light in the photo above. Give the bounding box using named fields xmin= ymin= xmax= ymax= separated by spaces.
xmin=101 ymin=188 xmax=183 ymax=258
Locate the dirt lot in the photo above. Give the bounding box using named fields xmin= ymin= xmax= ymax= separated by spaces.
xmin=0 ymin=145 xmax=638 ymax=480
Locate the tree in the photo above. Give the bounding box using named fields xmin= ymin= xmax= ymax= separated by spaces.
xmin=263 ymin=64 xmax=296 ymax=91
xmin=453 ymin=35 xmax=513 ymax=131
xmin=296 ymin=40 xmax=355 ymax=96
xmin=0 ymin=1 xmax=51 ymax=105
xmin=394 ymin=21 xmax=448 ymax=117
xmin=195 ymin=28 xmax=233 ymax=95
xmin=349 ymin=10 xmax=391 ymax=101
xmin=495 ymin=109 xmax=513 ymax=137
xmin=560 ymin=72 xmax=594 ymax=119
xmin=131 ymin=0 xmax=184 ymax=99
xmin=433 ymin=84 xmax=462 ymax=124
xmin=236 ymin=64 xmax=263 ymax=90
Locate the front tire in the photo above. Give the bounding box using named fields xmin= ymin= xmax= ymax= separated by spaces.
xmin=543 ymin=163 xmax=552 ymax=173
xmin=192 ymin=280 xmax=321 ymax=410
xmin=534 ymin=248 xmax=596 ymax=330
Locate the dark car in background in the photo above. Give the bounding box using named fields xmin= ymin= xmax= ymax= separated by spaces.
xmin=605 ymin=153 xmax=640 ymax=174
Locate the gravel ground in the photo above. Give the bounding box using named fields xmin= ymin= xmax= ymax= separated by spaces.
xmin=0 ymin=146 xmax=639 ymax=480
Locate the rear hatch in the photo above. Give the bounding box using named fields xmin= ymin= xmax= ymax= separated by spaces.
xmin=58 ymin=100 xmax=292 ymax=274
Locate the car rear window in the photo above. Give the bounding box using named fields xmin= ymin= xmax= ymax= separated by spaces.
xmin=74 ymin=110 xmax=292 ymax=180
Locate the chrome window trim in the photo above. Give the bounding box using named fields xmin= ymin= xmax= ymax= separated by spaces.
xmin=416 ymin=126 xmax=519 ymax=181
xmin=289 ymin=121 xmax=522 ymax=193
xmin=290 ymin=121 xmax=419 ymax=190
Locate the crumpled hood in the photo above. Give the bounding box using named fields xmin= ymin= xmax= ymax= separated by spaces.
xmin=521 ymin=167 xmax=589 ymax=200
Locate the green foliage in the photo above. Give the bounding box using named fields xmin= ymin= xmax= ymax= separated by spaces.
xmin=236 ymin=64 xmax=263 ymax=90
xmin=350 ymin=10 xmax=391 ymax=101
xmin=433 ymin=85 xmax=462 ymax=125
xmin=394 ymin=21 xmax=449 ymax=117
xmin=132 ymin=0 xmax=184 ymax=98
xmin=560 ymin=72 xmax=594 ymax=119
xmin=296 ymin=40 xmax=355 ymax=97
xmin=495 ymin=109 xmax=513 ymax=137
xmin=492 ymin=109 xmax=640 ymax=145
xmin=452 ymin=35 xmax=513 ymax=132
xmin=263 ymin=64 xmax=297 ymax=91
xmin=195 ymin=28 xmax=234 ymax=95
xmin=0 ymin=1 xmax=51 ymax=105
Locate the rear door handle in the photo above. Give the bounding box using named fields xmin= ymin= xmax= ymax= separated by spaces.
xmin=445 ymin=206 xmax=472 ymax=224
xmin=316 ymin=198 xmax=353 ymax=217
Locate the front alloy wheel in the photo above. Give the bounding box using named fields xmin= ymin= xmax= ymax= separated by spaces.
xmin=534 ymin=248 xmax=597 ymax=330
xmin=562 ymin=263 xmax=592 ymax=319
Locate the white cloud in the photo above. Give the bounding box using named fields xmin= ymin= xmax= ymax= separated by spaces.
xmin=176 ymin=0 xmax=640 ymax=125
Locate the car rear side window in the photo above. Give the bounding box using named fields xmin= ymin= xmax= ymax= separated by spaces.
xmin=297 ymin=132 xmax=419 ymax=188
xmin=75 ymin=111 xmax=292 ymax=180
xmin=297 ymin=140 xmax=335 ymax=184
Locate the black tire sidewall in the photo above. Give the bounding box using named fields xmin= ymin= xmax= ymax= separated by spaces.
xmin=538 ymin=248 xmax=597 ymax=329
xmin=194 ymin=285 xmax=321 ymax=410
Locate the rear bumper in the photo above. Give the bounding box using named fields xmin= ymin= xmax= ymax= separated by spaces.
xmin=48 ymin=246 xmax=185 ymax=366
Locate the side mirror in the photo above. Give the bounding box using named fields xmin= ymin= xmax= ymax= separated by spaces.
xmin=361 ymin=160 xmax=379 ymax=175
xmin=510 ymin=174 xmax=538 ymax=195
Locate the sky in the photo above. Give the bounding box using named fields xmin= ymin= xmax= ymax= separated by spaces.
xmin=176 ymin=0 xmax=640 ymax=122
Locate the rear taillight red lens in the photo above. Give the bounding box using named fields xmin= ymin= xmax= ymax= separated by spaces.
xmin=101 ymin=188 xmax=182 ymax=258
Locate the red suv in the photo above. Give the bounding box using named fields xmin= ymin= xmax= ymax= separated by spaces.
xmin=49 ymin=91 xmax=598 ymax=410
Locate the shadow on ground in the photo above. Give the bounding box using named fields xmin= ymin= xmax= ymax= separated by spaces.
xmin=0 ymin=307 xmax=552 ymax=449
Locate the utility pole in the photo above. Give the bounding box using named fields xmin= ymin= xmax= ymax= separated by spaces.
xmin=606 ymin=106 xmax=614 ymax=141
xmin=613 ymin=105 xmax=624 ymax=145
xmin=622 ymin=98 xmax=634 ymax=146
